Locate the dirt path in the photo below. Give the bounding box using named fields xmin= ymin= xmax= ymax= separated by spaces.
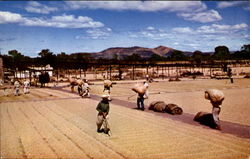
xmin=53 ymin=85 xmax=250 ymax=139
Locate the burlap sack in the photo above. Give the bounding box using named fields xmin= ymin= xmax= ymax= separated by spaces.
xmin=154 ymin=102 xmax=167 ymax=112
xmin=77 ymin=79 xmax=83 ymax=85
xmin=104 ymin=80 xmax=112 ymax=87
xmin=149 ymin=101 xmax=166 ymax=112
xmin=205 ymin=89 xmax=224 ymax=104
xmin=69 ymin=78 xmax=77 ymax=86
xmin=165 ymin=103 xmax=183 ymax=115
xmin=132 ymin=83 xmax=147 ymax=94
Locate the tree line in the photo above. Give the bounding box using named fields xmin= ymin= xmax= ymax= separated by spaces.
xmin=1 ymin=44 xmax=250 ymax=71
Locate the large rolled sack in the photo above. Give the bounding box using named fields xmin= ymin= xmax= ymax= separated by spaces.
xmin=193 ymin=112 xmax=209 ymax=122
xmin=149 ymin=101 xmax=159 ymax=110
xmin=104 ymin=80 xmax=112 ymax=87
xmin=149 ymin=101 xmax=166 ymax=112
xmin=205 ymin=89 xmax=224 ymax=104
xmin=165 ymin=103 xmax=183 ymax=115
xmin=193 ymin=112 xmax=217 ymax=128
xmin=69 ymin=78 xmax=77 ymax=86
xmin=154 ymin=101 xmax=167 ymax=112
xmin=132 ymin=83 xmax=147 ymax=94
xmin=77 ymin=79 xmax=83 ymax=85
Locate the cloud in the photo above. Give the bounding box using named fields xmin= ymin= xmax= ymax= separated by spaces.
xmin=0 ymin=11 xmax=23 ymax=23
xmin=66 ymin=1 xmax=206 ymax=12
xmin=172 ymin=27 xmax=193 ymax=33
xmin=0 ymin=37 xmax=16 ymax=42
xmin=76 ymin=27 xmax=112 ymax=39
xmin=129 ymin=27 xmax=171 ymax=40
xmin=147 ymin=26 xmax=155 ymax=31
xmin=0 ymin=11 xmax=104 ymax=28
xmin=65 ymin=1 xmax=224 ymax=23
xmin=197 ymin=23 xmax=248 ymax=34
xmin=217 ymin=1 xmax=250 ymax=11
xmin=129 ymin=23 xmax=249 ymax=49
xmin=178 ymin=10 xmax=222 ymax=23
xmin=25 ymin=1 xmax=58 ymax=14
xmin=23 ymin=14 xmax=104 ymax=28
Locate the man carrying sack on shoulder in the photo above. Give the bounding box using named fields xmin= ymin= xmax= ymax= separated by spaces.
xmin=132 ymin=81 xmax=149 ymax=111
xmin=96 ymin=94 xmax=111 ymax=135
xmin=103 ymin=80 xmax=112 ymax=101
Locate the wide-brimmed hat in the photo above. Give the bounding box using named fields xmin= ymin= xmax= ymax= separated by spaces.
xmin=101 ymin=94 xmax=110 ymax=99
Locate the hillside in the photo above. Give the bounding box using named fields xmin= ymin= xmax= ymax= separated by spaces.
xmin=83 ymin=45 xmax=176 ymax=59
xmin=72 ymin=45 xmax=214 ymax=59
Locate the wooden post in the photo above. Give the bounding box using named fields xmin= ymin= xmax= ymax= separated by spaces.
xmin=162 ymin=65 xmax=164 ymax=80
xmin=168 ymin=66 xmax=170 ymax=77
xmin=109 ymin=64 xmax=112 ymax=80
xmin=57 ymin=68 xmax=59 ymax=83
xmin=210 ymin=66 xmax=212 ymax=78
xmin=132 ymin=65 xmax=135 ymax=80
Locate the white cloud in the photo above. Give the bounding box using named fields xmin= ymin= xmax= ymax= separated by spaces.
xmin=0 ymin=11 xmax=104 ymax=28
xmin=0 ymin=11 xmax=23 ymax=23
xmin=178 ymin=10 xmax=222 ymax=23
xmin=22 ymin=15 xmax=104 ymax=28
xmin=147 ymin=26 xmax=155 ymax=30
xmin=25 ymin=1 xmax=58 ymax=14
xmin=129 ymin=27 xmax=171 ymax=40
xmin=172 ymin=27 xmax=193 ymax=33
xmin=231 ymin=23 xmax=248 ymax=30
xmin=197 ymin=23 xmax=248 ymax=34
xmin=76 ymin=27 xmax=112 ymax=39
xmin=66 ymin=1 xmax=206 ymax=12
xmin=65 ymin=1 xmax=225 ymax=24
xmin=217 ymin=2 xmax=239 ymax=8
xmin=129 ymin=23 xmax=249 ymax=49
xmin=217 ymin=1 xmax=250 ymax=11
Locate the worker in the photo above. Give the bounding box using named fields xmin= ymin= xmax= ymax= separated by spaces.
xmin=23 ymin=80 xmax=30 ymax=94
xmin=14 ymin=80 xmax=20 ymax=96
xmin=96 ymin=94 xmax=111 ymax=134
xmin=82 ymin=80 xmax=90 ymax=98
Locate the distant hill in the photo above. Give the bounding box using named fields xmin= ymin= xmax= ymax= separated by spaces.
xmin=72 ymin=45 xmax=214 ymax=59
xmin=93 ymin=45 xmax=176 ymax=59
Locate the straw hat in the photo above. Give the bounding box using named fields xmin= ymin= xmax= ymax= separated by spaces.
xmin=101 ymin=94 xmax=110 ymax=99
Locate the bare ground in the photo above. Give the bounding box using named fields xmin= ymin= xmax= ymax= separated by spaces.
xmin=1 ymin=78 xmax=250 ymax=159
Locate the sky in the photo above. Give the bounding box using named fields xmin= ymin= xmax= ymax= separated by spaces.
xmin=0 ymin=1 xmax=249 ymax=57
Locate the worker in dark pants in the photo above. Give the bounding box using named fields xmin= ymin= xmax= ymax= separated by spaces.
xmin=96 ymin=94 xmax=110 ymax=134
xmin=137 ymin=92 xmax=145 ymax=111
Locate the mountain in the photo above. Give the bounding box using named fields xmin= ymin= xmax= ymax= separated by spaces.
xmin=152 ymin=45 xmax=174 ymax=57
xmin=92 ymin=45 xmax=175 ymax=59
xmin=71 ymin=45 xmax=214 ymax=59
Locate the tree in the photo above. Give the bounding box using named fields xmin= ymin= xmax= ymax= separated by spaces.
xmin=192 ymin=50 xmax=203 ymax=65
xmin=241 ymin=44 xmax=250 ymax=52
xmin=213 ymin=46 xmax=230 ymax=60
xmin=39 ymin=49 xmax=53 ymax=58
xmin=124 ymin=53 xmax=143 ymax=62
xmin=170 ymin=50 xmax=186 ymax=61
xmin=149 ymin=54 xmax=165 ymax=62
xmin=8 ymin=50 xmax=29 ymax=70
xmin=231 ymin=44 xmax=250 ymax=59
xmin=240 ymin=44 xmax=250 ymax=59
xmin=111 ymin=53 xmax=119 ymax=63
xmin=38 ymin=49 xmax=56 ymax=66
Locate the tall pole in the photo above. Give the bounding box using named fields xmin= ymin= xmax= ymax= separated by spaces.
xmin=109 ymin=64 xmax=112 ymax=80
xmin=162 ymin=65 xmax=164 ymax=80
xmin=132 ymin=65 xmax=135 ymax=80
